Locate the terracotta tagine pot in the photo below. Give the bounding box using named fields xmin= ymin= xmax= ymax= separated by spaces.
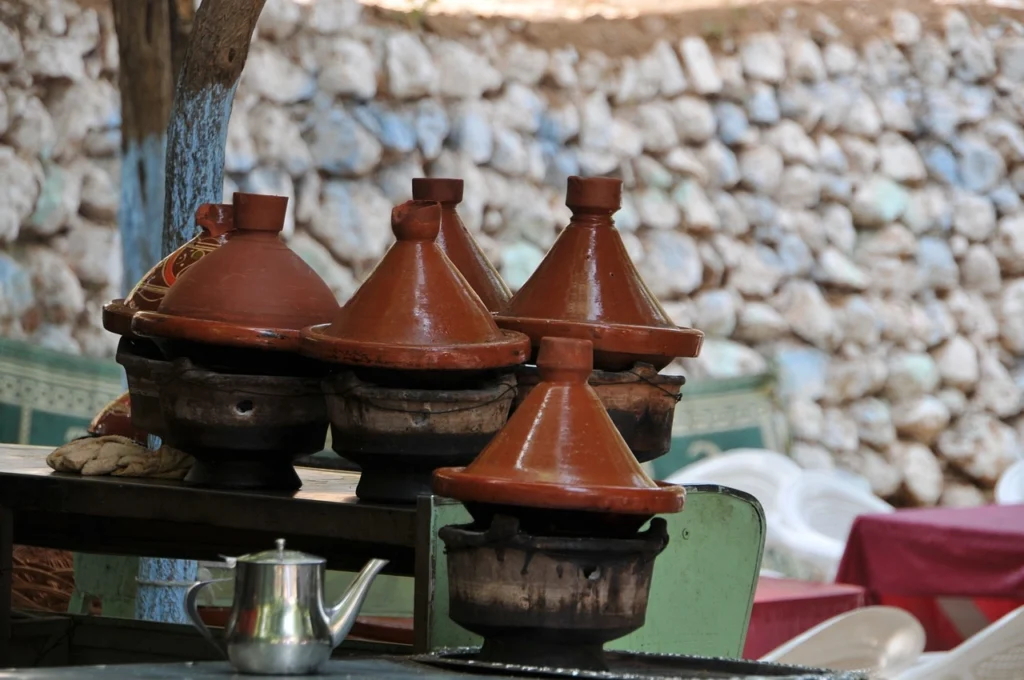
xmin=132 ymin=192 xmax=339 ymax=365
xmin=511 ymin=363 xmax=684 ymax=463
xmin=105 ymin=203 xmax=235 ymax=435
xmin=301 ymin=200 xmax=528 ymax=372
xmin=433 ymin=337 xmax=682 ymax=671
xmin=411 ymin=178 xmax=511 ymax=312
xmin=433 ymin=336 xmax=685 ymax=537
xmin=494 ymin=176 xmax=703 ymax=372
xmin=439 ymin=513 xmax=669 ymax=671
xmin=300 ymin=200 xmax=531 ymax=503
xmin=127 ymin=193 xmax=339 ymax=492
xmin=86 ymin=392 xmax=149 ymax=445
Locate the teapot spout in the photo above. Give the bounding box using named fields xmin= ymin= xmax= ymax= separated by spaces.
xmin=326 ymin=558 xmax=389 ymax=649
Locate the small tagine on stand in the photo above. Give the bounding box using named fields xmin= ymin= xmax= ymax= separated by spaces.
xmin=102 ymin=203 xmax=235 ymax=437
xmin=433 ymin=337 xmax=685 ymax=671
xmin=300 ymin=200 xmax=531 ymax=503
xmin=411 ymin=178 xmax=511 ymax=312
xmin=131 ymin=193 xmax=339 ymax=491
xmin=496 ymin=176 xmax=704 ymax=463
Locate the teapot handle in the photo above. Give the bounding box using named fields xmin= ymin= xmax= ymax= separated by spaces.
xmin=185 ymin=579 xmax=232 ymax=657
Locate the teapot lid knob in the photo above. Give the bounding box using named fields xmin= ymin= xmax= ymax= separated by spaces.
xmin=239 ymin=538 xmax=324 ymax=565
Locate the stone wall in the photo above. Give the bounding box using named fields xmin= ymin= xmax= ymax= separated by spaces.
xmin=0 ymin=0 xmax=120 ymax=357
xmin=3 ymin=0 xmax=1024 ymax=504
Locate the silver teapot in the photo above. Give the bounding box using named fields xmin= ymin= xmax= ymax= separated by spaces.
xmin=185 ymin=539 xmax=388 ymax=675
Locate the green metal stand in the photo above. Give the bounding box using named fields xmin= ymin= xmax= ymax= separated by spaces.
xmin=68 ymin=554 xmax=139 ymax=619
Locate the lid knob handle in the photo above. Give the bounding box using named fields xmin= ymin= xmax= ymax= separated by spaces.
xmin=391 ymin=200 xmax=441 ymax=242
xmin=412 ymin=177 xmax=464 ymax=205
xmin=275 ymin=538 xmax=285 ymax=552
xmin=565 ymin=176 xmax=622 ymax=214
xmin=536 ymin=337 xmax=593 ymax=383
xmin=232 ymin=192 xmax=289 ymax=233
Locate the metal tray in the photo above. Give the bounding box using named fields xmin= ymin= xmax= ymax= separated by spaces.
xmin=412 ymin=647 xmax=869 ymax=680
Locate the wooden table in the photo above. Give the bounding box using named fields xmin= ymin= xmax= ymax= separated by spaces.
xmin=0 ymin=445 xmax=770 ymax=667
xmin=0 ymin=444 xmax=421 ymax=664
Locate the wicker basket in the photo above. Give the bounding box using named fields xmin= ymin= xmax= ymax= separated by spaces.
xmin=12 ymin=546 xmax=74 ymax=613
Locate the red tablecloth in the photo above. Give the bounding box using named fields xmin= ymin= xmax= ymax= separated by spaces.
xmin=742 ymin=578 xmax=866 ymax=659
xmin=836 ymin=504 xmax=1024 ymax=651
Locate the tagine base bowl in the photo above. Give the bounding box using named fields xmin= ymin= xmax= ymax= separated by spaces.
xmin=460 ymin=502 xmax=655 ymax=540
xmin=184 ymin=454 xmax=303 ymax=491
xmin=115 ymin=337 xmax=172 ymax=437
xmin=439 ymin=514 xmax=669 ymax=672
xmin=146 ymin=335 xmax=327 ymax=378
xmin=512 ymin=362 xmax=684 ymax=464
xmin=347 ymin=458 xmax=473 ymax=505
xmin=156 ymin=358 xmax=328 ymax=491
xmin=325 ymin=370 xmax=516 ymax=504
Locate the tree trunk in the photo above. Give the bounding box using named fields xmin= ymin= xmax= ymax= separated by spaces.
xmin=106 ymin=0 xmax=175 ymax=625
xmin=110 ymin=0 xmax=204 ymax=627
xmin=168 ymin=0 xmax=195 ymax=83
xmin=162 ymin=0 xmax=266 ymax=253
xmin=111 ymin=0 xmax=176 ymax=291
xmin=131 ymin=0 xmax=265 ymax=624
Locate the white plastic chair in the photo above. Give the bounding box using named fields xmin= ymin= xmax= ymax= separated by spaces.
xmin=898 ymin=606 xmax=1024 ymax=680
xmin=995 ymin=460 xmax=1024 ymax=505
xmin=775 ymin=471 xmax=894 ymax=581
xmin=664 ymin=449 xmax=805 ymax=579
xmin=900 ymin=652 xmax=946 ymax=676
xmin=664 ymin=448 xmax=801 ymax=521
xmin=760 ymin=606 xmax=925 ymax=677
xmin=826 ymin=468 xmax=875 ymax=495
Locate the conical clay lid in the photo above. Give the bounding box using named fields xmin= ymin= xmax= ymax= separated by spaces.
xmin=102 ymin=203 xmax=234 ymax=338
xmin=300 ymin=200 xmax=530 ymax=370
xmin=132 ymin=193 xmax=338 ymax=352
xmin=495 ymin=176 xmax=703 ymax=371
xmin=433 ymin=337 xmax=685 ymax=515
xmin=412 ymin=178 xmax=511 ymax=313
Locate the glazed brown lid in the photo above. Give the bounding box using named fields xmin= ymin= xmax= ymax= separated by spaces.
xmin=300 ymin=200 xmax=530 ymax=370
xmin=102 ymin=204 xmax=234 ymax=338
xmin=432 ymin=337 xmax=685 ymax=515
xmin=131 ymin=193 xmax=338 ymax=353
xmin=494 ymin=176 xmax=703 ymax=371
xmin=411 ymin=178 xmax=511 ymax=313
